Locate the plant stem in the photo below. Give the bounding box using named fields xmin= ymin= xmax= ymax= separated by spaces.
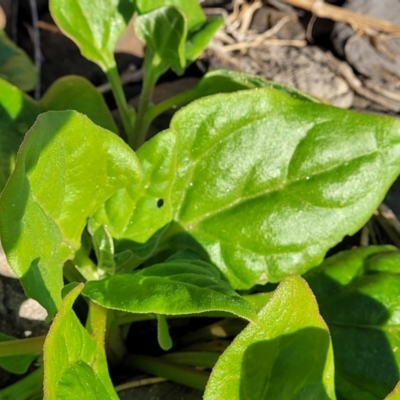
xmin=162 ymin=351 xmax=220 ymax=368
xmin=145 ymin=86 xmax=201 ymax=122
xmin=0 ymin=335 xmax=45 ymax=357
xmin=123 ymin=354 xmax=209 ymax=391
xmin=86 ymin=300 xmax=107 ymax=353
xmin=106 ymin=66 xmax=135 ymax=141
xmin=131 ymin=50 xmax=159 ymax=149
xmin=0 ymin=367 xmax=43 ymax=399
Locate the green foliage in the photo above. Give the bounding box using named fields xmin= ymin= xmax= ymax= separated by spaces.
xmin=82 ymin=259 xmax=257 ymax=321
xmin=0 ymin=0 xmax=399 ymax=398
xmin=0 ymin=30 xmax=37 ymax=91
xmin=305 ymin=246 xmax=400 ymax=400
xmin=204 ymin=275 xmax=336 ymax=400
xmin=0 ymin=333 xmax=37 ymax=374
xmin=0 ymin=111 xmax=140 ymax=316
xmin=49 ymin=0 xmax=135 ymax=72
xmin=43 ymin=284 xmax=118 ymax=399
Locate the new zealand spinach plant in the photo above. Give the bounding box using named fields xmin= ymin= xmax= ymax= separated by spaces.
xmin=1 ymin=1 xmax=400 ymax=399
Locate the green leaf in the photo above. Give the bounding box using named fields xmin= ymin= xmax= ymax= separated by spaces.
xmin=185 ymin=17 xmax=224 ymax=61
xmin=305 ymin=246 xmax=400 ymax=400
xmin=0 ymin=110 xmax=141 ymax=316
xmin=0 ymin=78 xmax=40 ymax=190
xmin=40 ymin=75 xmax=118 ymax=133
xmin=0 ymin=30 xmax=37 ymax=91
xmin=204 ymin=275 xmax=336 ymax=400
xmin=0 ymin=367 xmax=43 ymax=400
xmin=49 ymin=0 xmax=135 ymax=71
xmin=89 ymin=129 xmax=176 ymax=259
xmin=163 ymin=88 xmax=400 ymax=288
xmin=193 ymin=69 xmax=319 ymax=102
xmin=0 ymin=333 xmax=37 ymax=374
xmin=92 ymin=225 xmax=116 ymax=277
xmin=82 ymin=259 xmax=257 ymax=321
xmin=135 ymin=6 xmax=187 ymax=76
xmin=135 ymin=0 xmax=205 ymax=31
xmin=386 ymin=382 xmax=400 ymax=399
xmin=43 ymin=284 xmax=118 ymax=400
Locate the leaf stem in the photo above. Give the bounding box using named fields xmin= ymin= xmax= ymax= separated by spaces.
xmin=123 ymin=354 xmax=209 ymax=391
xmin=145 ymin=85 xmax=200 ymax=122
xmin=162 ymin=351 xmax=220 ymax=368
xmin=131 ymin=49 xmax=159 ymax=149
xmin=0 ymin=367 xmax=43 ymax=399
xmin=0 ymin=335 xmax=45 ymax=357
xmin=106 ymin=66 xmax=135 ymax=141
xmin=86 ymin=300 xmax=107 ymax=353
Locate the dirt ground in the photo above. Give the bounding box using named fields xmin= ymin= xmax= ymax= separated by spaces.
xmin=1 ymin=0 xmax=400 ymax=397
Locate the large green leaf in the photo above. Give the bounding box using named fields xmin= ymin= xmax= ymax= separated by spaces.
xmin=40 ymin=75 xmax=118 ymax=134
xmin=135 ymin=0 xmax=205 ymax=31
xmin=305 ymin=246 xmax=400 ymax=400
xmin=164 ymin=88 xmax=400 ymax=288
xmin=43 ymin=284 xmax=118 ymax=400
xmin=89 ymin=129 xmax=176 ymax=259
xmin=0 ymin=110 xmax=141 ymax=316
xmin=204 ymin=275 xmax=336 ymax=400
xmin=0 ymin=30 xmax=37 ymax=91
xmin=135 ymin=6 xmax=187 ymax=76
xmin=49 ymin=0 xmax=135 ymax=71
xmin=0 ymin=78 xmax=39 ymax=190
xmin=82 ymin=259 xmax=257 ymax=321
xmin=0 ymin=333 xmax=37 ymax=374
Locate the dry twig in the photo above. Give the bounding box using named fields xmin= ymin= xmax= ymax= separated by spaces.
xmin=281 ymin=0 xmax=400 ymax=34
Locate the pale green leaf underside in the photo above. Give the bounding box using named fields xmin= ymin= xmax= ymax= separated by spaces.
xmin=43 ymin=284 xmax=118 ymax=400
xmin=204 ymin=275 xmax=336 ymax=400
xmin=49 ymin=0 xmax=135 ymax=71
xmin=0 ymin=111 xmax=140 ymax=316
xmin=82 ymin=260 xmax=256 ymax=322
xmin=305 ymin=246 xmax=400 ymax=400
xmin=168 ymin=89 xmax=400 ymax=288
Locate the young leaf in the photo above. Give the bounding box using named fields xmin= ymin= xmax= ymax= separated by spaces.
xmin=40 ymin=75 xmax=118 ymax=133
xmin=43 ymin=284 xmax=118 ymax=399
xmin=135 ymin=6 xmax=187 ymax=76
xmin=164 ymin=88 xmax=400 ymax=288
xmin=135 ymin=0 xmax=205 ymax=31
xmin=0 ymin=78 xmax=40 ymax=190
xmin=0 ymin=29 xmax=37 ymax=91
xmin=204 ymin=275 xmax=336 ymax=400
xmin=0 ymin=333 xmax=37 ymax=374
xmin=82 ymin=259 xmax=257 ymax=322
xmin=185 ymin=17 xmax=224 ymax=61
xmin=89 ymin=129 xmax=176 ymax=259
xmin=305 ymin=246 xmax=400 ymax=400
xmin=91 ymin=225 xmax=116 ymax=277
xmin=49 ymin=0 xmax=135 ymax=71
xmin=0 ymin=111 xmax=141 ymax=316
